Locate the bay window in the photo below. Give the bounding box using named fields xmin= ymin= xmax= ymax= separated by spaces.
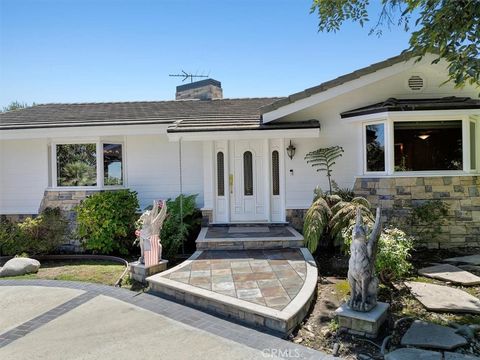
xmin=363 ymin=117 xmax=478 ymax=175
xmin=394 ymin=121 xmax=463 ymax=171
xmin=52 ymin=140 xmax=124 ymax=188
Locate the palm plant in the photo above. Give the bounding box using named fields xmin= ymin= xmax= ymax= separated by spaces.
xmin=303 ymin=187 xmax=374 ymax=253
xmin=305 ymin=146 xmax=344 ymax=193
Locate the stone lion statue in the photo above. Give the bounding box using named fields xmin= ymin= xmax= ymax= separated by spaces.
xmin=347 ymin=207 xmax=382 ymax=312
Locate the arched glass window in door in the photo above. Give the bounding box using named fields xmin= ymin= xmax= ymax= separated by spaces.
xmin=217 ymin=152 xmax=225 ymax=196
xmin=243 ymin=151 xmax=253 ymax=196
xmin=272 ymin=150 xmax=280 ymax=195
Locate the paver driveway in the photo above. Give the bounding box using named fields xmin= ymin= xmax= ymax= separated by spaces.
xmin=0 ymin=280 xmax=332 ymax=360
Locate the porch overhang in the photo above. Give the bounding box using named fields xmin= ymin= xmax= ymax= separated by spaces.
xmin=167 ymin=120 xmax=320 ymax=141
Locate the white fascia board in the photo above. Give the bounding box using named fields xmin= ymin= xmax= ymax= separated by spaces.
xmin=167 ymin=128 xmax=320 ymax=142
xmin=341 ymin=109 xmax=480 ymax=123
xmin=262 ymin=60 xmax=418 ymax=123
xmin=0 ymin=124 xmax=170 ymax=140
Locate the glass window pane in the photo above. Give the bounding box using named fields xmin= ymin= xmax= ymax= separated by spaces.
xmin=103 ymin=144 xmax=123 ymax=186
xmin=471 ymin=121 xmax=476 ymax=170
xmin=366 ymin=124 xmax=385 ymax=172
xmin=217 ymin=152 xmax=225 ymax=196
xmin=243 ymin=151 xmax=253 ymax=196
xmin=56 ymin=144 xmax=97 ymax=186
xmin=394 ymin=121 xmax=462 ymax=171
xmin=272 ymin=150 xmax=280 ymax=196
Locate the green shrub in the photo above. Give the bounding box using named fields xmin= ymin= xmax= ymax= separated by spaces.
xmin=160 ymin=194 xmax=201 ymax=259
xmin=343 ymin=225 xmax=414 ymax=284
xmin=409 ymin=200 xmax=449 ymax=244
xmin=76 ymin=190 xmax=139 ymax=255
xmin=0 ymin=216 xmax=21 ymax=256
xmin=331 ymin=180 xmax=355 ymax=202
xmin=0 ymin=208 xmax=68 ymax=256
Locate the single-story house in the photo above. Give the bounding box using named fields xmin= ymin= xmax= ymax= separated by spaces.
xmin=1 ymin=52 xmax=479 ymax=249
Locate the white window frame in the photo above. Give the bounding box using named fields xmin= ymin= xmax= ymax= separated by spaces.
xmin=362 ymin=120 xmax=388 ymax=175
xmin=360 ymin=114 xmax=479 ymax=176
xmin=51 ymin=139 xmax=126 ymax=190
xmin=391 ymin=117 xmax=470 ymax=176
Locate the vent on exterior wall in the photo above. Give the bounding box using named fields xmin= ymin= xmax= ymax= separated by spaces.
xmin=408 ymin=75 xmax=425 ymax=91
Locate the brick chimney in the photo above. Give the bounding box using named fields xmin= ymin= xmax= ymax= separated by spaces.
xmin=176 ymin=79 xmax=223 ymax=100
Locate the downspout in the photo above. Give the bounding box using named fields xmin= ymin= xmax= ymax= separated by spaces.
xmin=178 ymin=137 xmax=184 ymax=254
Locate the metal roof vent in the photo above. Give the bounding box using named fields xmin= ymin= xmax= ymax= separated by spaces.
xmin=407 ymin=75 xmax=425 ymax=91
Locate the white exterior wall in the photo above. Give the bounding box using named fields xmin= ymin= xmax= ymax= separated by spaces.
xmin=125 ymin=135 xmax=204 ymax=210
xmin=282 ymin=60 xmax=480 ymax=210
xmin=0 ymin=139 xmax=49 ymax=214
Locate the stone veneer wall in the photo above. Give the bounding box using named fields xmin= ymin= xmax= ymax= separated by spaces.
xmin=38 ymin=190 xmax=100 ymax=252
xmin=353 ymin=176 xmax=480 ymax=249
xmin=286 ymin=209 xmax=308 ymax=233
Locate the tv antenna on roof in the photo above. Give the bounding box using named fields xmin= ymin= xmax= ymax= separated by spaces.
xmin=169 ymin=70 xmax=209 ymax=83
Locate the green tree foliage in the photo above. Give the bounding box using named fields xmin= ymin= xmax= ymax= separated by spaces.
xmin=76 ymin=190 xmax=139 ymax=254
xmin=305 ymin=145 xmax=344 ymax=193
xmin=0 ymin=208 xmax=68 ymax=256
xmin=1 ymin=101 xmax=34 ymax=112
xmin=160 ymin=194 xmax=202 ymax=259
xmin=56 ymin=144 xmax=97 ymax=186
xmin=304 ymin=187 xmax=373 ymax=253
xmin=310 ymin=0 xmax=480 ymax=89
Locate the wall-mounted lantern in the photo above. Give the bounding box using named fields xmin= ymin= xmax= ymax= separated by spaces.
xmin=286 ymin=140 xmax=296 ymax=160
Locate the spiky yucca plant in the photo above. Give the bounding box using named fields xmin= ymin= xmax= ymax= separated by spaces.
xmin=305 ymin=146 xmax=344 ymax=193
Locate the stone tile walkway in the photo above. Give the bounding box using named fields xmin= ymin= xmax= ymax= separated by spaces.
xmin=165 ymin=249 xmax=306 ymax=310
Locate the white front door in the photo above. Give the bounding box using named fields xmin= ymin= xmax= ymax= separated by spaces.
xmin=230 ymin=140 xmax=267 ymax=222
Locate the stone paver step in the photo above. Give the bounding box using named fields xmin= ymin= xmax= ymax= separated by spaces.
xmin=418 ymin=264 xmax=480 ymax=286
xmin=195 ymin=226 xmax=304 ymax=250
xmin=147 ymin=248 xmax=317 ymax=336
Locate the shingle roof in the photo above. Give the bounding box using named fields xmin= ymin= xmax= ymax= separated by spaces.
xmin=340 ymin=97 xmax=480 ymax=118
xmin=0 ymin=98 xmax=285 ymax=130
xmin=261 ymin=52 xmax=415 ymax=114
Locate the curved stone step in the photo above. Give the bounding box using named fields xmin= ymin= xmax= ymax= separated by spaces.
xmin=147 ymin=248 xmax=317 ymax=336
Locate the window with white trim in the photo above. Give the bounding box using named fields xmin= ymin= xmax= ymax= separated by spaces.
xmin=53 ymin=141 xmax=124 ymax=188
xmin=394 ymin=121 xmax=462 ymax=171
xmin=364 ymin=123 xmax=386 ymax=172
xmin=471 ymin=121 xmax=477 ymax=171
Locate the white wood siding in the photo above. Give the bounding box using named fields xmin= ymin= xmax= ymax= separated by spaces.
xmin=125 ymin=135 xmax=204 ymax=210
xmin=0 ymin=139 xmax=48 ymax=214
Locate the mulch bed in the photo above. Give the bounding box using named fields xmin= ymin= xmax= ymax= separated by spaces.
xmin=290 ymin=247 xmax=480 ymax=359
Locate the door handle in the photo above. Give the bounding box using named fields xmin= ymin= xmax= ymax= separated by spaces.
xmin=229 ymin=174 xmax=234 ymax=194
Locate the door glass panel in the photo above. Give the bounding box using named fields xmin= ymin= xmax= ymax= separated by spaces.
xmin=217 ymin=152 xmax=225 ymax=196
xmin=243 ymin=151 xmax=253 ymax=196
xmin=471 ymin=121 xmax=476 ymax=170
xmin=272 ymin=150 xmax=280 ymax=195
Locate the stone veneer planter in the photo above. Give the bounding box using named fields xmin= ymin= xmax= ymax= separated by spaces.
xmin=353 ymin=176 xmax=480 ymax=249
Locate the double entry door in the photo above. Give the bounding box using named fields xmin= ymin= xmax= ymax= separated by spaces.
xmin=214 ymin=139 xmax=283 ymax=223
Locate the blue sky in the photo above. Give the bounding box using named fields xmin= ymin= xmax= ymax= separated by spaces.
xmin=0 ymin=0 xmax=413 ymax=108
